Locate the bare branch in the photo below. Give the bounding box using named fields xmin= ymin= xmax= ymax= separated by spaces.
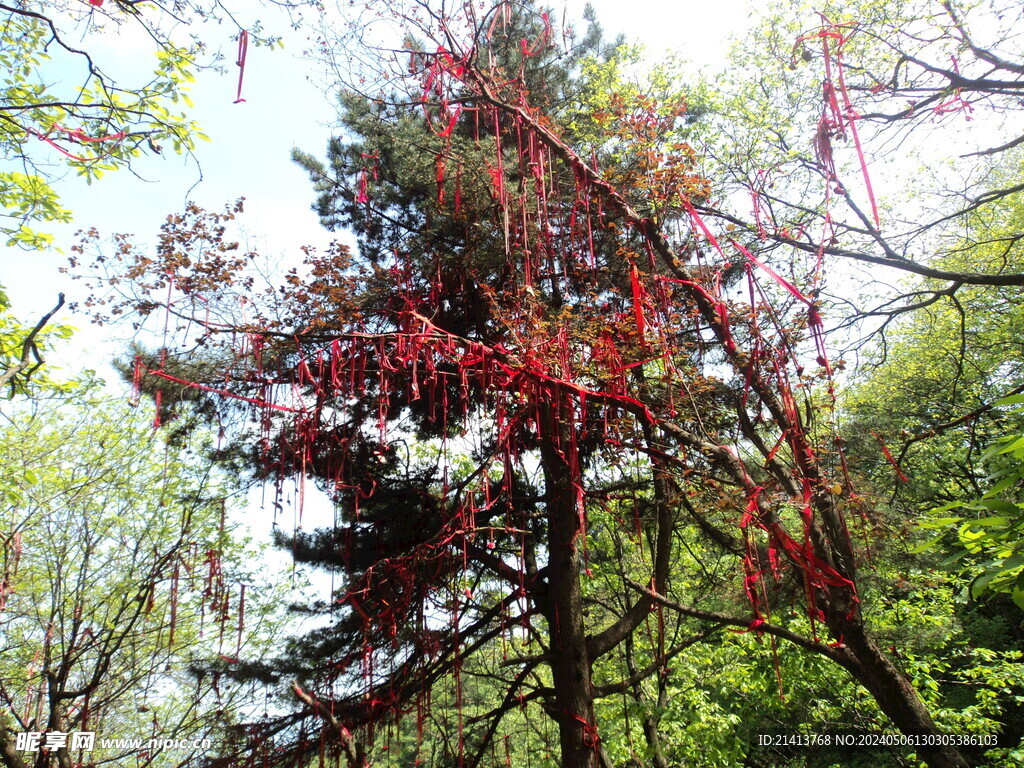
xmin=0 ymin=293 xmax=65 ymax=393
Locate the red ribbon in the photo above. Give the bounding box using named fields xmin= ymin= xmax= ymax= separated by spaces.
xmin=872 ymin=432 xmax=909 ymax=482
xmin=234 ymin=30 xmax=248 ymax=103
xmin=30 ymin=122 xmax=126 ymax=162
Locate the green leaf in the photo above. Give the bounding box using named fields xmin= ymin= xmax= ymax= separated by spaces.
xmin=963 ymin=516 xmax=1009 ymax=530
xmin=996 ymin=436 xmax=1024 ymax=456
xmin=1013 ymin=588 xmax=1024 ymax=612
xmin=920 ymin=516 xmax=965 ymax=529
xmin=1000 ymin=553 xmax=1024 ymax=572
xmin=971 ymin=570 xmax=999 ymax=599
xmin=976 ymin=500 xmax=1021 ymax=514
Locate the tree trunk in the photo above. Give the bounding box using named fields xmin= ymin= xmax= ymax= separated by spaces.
xmin=839 ymin=622 xmax=970 ymax=768
xmin=625 ymin=634 xmax=669 ymax=768
xmin=0 ymin=719 xmax=28 ymax=768
xmin=810 ymin=499 xmax=969 ymax=768
xmin=539 ymin=403 xmax=599 ymax=768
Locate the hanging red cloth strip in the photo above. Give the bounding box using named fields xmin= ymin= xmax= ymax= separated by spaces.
xmin=519 ymin=12 xmax=551 ymax=57
xmin=567 ymin=713 xmax=600 ymax=751
xmin=731 ymin=239 xmax=809 ymax=305
xmin=750 ymin=170 xmax=770 ymax=240
xmin=426 ymin=104 xmax=462 ymax=138
xmin=234 ymin=30 xmax=249 ymax=103
xmin=435 ymin=154 xmax=446 ymax=204
xmin=798 ymin=18 xmax=881 ymax=227
xmin=732 ymin=239 xmax=832 ymax=372
xmin=356 ymin=153 xmax=378 ymax=205
xmin=872 ymin=432 xmax=909 ymax=482
xmin=629 ymin=263 xmax=647 ymax=343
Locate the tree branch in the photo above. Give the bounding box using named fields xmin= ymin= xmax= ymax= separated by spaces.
xmin=0 ymin=293 xmax=65 ymax=393
xmin=624 ymin=580 xmax=859 ymax=671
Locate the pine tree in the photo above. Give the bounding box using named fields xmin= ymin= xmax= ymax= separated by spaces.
xmin=238 ymin=8 xmax=674 ymax=767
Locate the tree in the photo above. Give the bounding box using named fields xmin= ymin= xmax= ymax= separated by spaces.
xmin=839 ymin=149 xmax=1024 ymax=514
xmin=923 ymin=396 xmax=1024 ymax=610
xmin=0 ymin=386 xmax=274 ymax=768
xmin=72 ymin=1 xmax=1024 ymax=767
xmin=0 ymin=288 xmax=70 ymax=397
xmin=691 ymin=0 xmax=1024 ymax=760
xmin=0 ymin=1 xmax=213 ymax=249
xmin=690 ymin=0 xmax=1024 ymax=382
xmin=0 ymin=1 xmax=324 ymax=391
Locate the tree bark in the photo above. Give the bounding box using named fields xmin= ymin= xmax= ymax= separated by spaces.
xmin=539 ymin=402 xmax=599 ymax=768
xmin=0 ymin=294 xmax=64 ymax=392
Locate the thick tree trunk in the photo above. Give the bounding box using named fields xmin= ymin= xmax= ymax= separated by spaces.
xmin=814 ymin=503 xmax=969 ymax=768
xmin=0 ymin=721 xmax=28 ymax=768
xmin=836 ymin=620 xmax=970 ymax=768
xmin=539 ymin=404 xmax=599 ymax=768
